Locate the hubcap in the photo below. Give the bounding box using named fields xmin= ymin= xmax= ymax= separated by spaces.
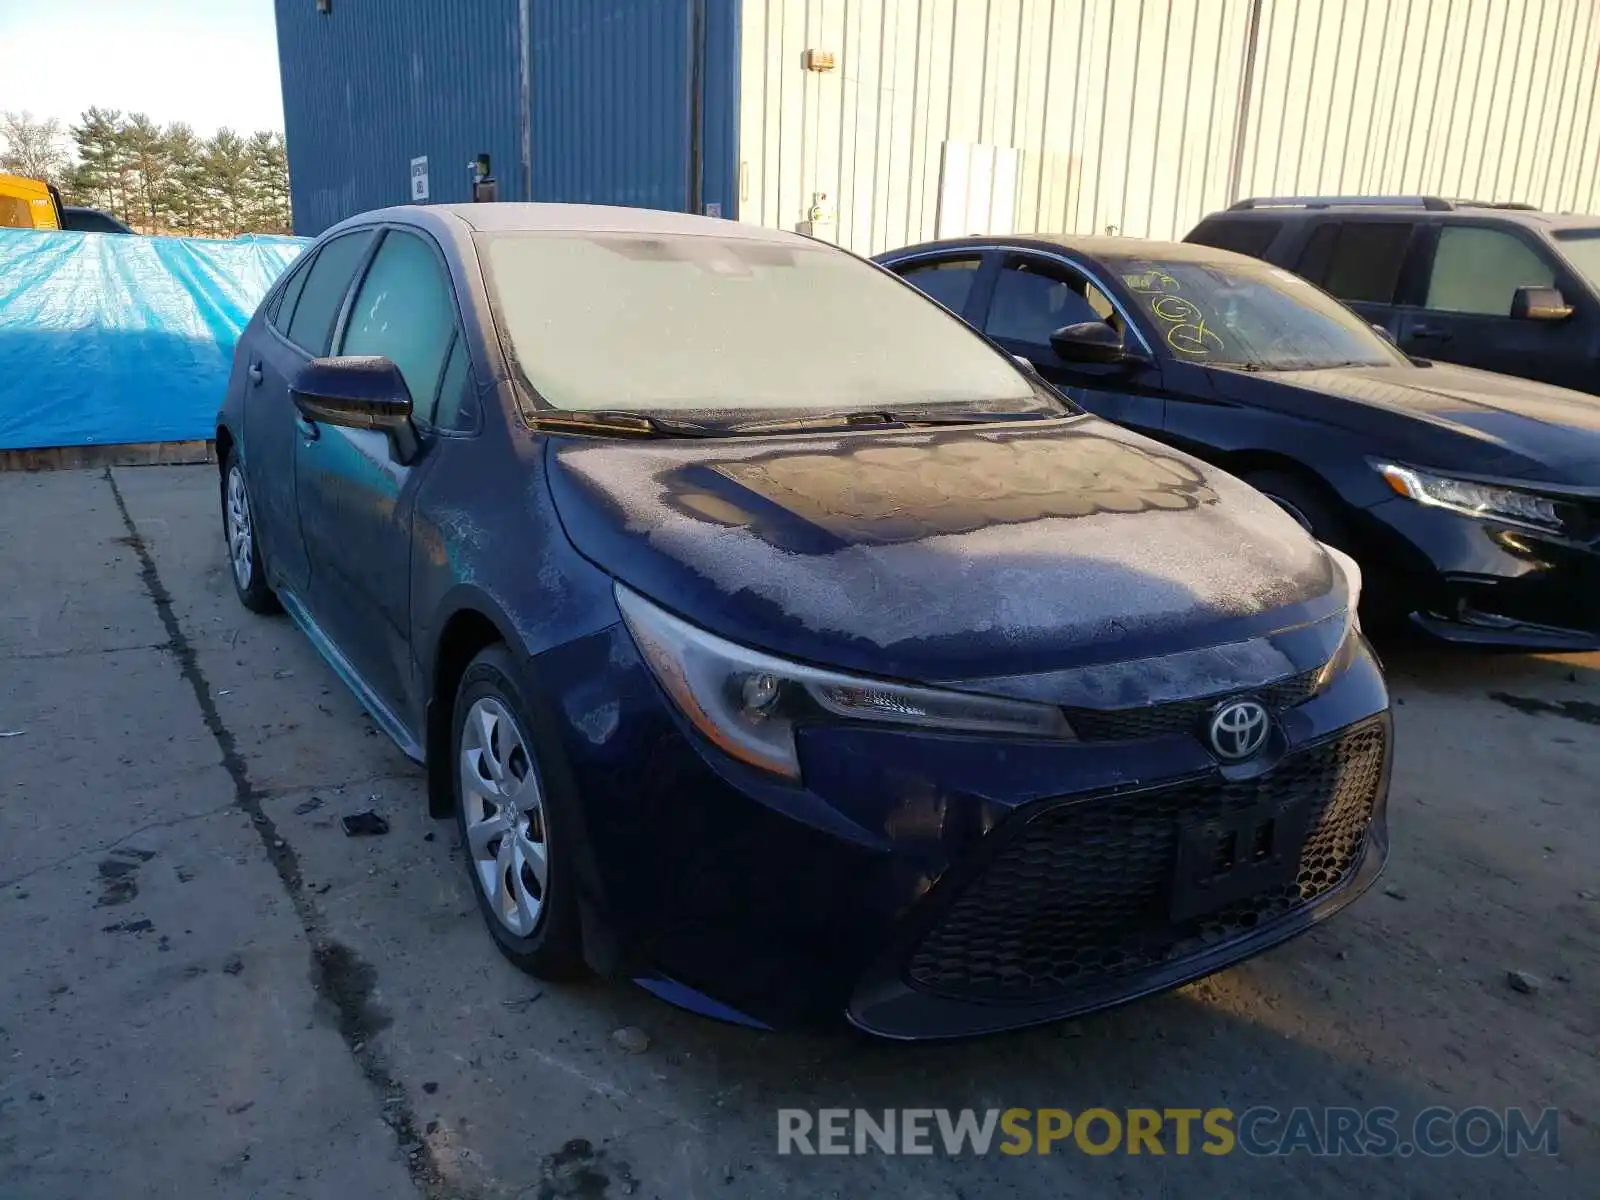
xmin=459 ymin=697 xmax=548 ymax=937
xmin=226 ymin=466 xmax=254 ymax=588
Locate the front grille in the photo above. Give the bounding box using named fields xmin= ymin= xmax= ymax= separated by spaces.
xmin=1065 ymin=670 xmax=1320 ymax=741
xmin=906 ymin=722 xmax=1387 ymax=1001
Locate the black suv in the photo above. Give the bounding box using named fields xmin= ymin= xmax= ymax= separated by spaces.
xmin=1185 ymin=196 xmax=1600 ymax=394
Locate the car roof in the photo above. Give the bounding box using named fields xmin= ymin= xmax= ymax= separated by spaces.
xmin=1209 ymin=198 xmax=1600 ymax=231
xmin=881 ymin=233 xmax=1259 ymax=265
xmin=327 ymin=201 xmax=813 ymax=244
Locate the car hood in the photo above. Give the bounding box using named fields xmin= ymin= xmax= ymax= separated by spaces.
xmin=545 ymin=417 xmax=1343 ymax=684
xmin=1245 ymin=362 xmax=1600 ymax=480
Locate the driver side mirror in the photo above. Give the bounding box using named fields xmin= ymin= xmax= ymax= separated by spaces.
xmin=1510 ymin=285 xmax=1573 ymax=322
xmin=291 ymin=356 xmax=420 ymax=465
xmin=1048 ymin=321 xmax=1147 ymax=366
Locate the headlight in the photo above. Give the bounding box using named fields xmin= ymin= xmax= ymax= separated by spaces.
xmin=616 ymin=585 xmax=1074 ymax=780
xmin=1312 ymin=542 xmax=1364 ymax=692
xmin=1375 ymin=463 xmax=1568 ymax=534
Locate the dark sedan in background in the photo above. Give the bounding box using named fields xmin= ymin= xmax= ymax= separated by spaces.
xmin=217 ymin=203 xmax=1387 ymax=1039
xmin=878 ymin=236 xmax=1600 ymax=650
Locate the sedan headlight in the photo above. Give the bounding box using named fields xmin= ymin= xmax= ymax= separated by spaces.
xmin=1375 ymin=463 xmax=1568 ymax=534
xmin=1313 ymin=541 xmax=1364 ymax=692
xmin=616 ymin=585 xmax=1074 ymax=780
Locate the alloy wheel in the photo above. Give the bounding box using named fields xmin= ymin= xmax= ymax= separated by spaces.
xmin=226 ymin=465 xmax=255 ymax=589
xmin=459 ymin=696 xmax=549 ymax=937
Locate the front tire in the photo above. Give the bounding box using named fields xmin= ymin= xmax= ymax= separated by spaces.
xmin=221 ymin=450 xmax=279 ymax=614
xmin=452 ymin=644 xmax=587 ymax=979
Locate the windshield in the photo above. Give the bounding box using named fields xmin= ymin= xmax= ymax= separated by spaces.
xmin=1553 ymin=229 xmax=1600 ymax=292
xmin=479 ymin=231 xmax=1039 ymax=416
xmin=1111 ymin=256 xmax=1405 ymax=371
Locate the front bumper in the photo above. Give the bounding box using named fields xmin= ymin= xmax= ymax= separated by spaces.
xmin=536 ymin=624 xmax=1391 ymax=1037
xmin=848 ymin=717 xmax=1390 ymax=1038
xmin=1356 ymin=495 xmax=1600 ymax=650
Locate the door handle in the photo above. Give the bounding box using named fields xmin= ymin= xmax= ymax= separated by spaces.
xmin=1409 ymin=325 xmax=1454 ymax=342
xmin=295 ymin=415 xmax=319 ymax=441
xmin=247 ymin=362 xmax=263 ymax=385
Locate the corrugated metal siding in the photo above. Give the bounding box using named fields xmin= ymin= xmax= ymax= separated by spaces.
xmin=275 ymin=0 xmax=741 ymax=235
xmin=1236 ymin=0 xmax=1600 ymax=211
xmin=738 ymin=0 xmax=1600 ymax=255
xmin=275 ymin=0 xmax=523 ymax=235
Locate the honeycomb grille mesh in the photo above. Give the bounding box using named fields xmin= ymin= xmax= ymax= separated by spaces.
xmin=1065 ymin=670 xmax=1321 ymax=742
xmin=906 ymin=722 xmax=1387 ymax=1001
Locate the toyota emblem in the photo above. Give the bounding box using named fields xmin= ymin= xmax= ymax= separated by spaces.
xmin=1208 ymin=699 xmax=1270 ymax=761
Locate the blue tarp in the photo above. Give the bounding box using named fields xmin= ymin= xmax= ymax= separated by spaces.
xmin=0 ymin=229 xmax=309 ymax=450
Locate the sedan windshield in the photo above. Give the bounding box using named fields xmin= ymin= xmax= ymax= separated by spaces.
xmin=1553 ymin=229 xmax=1600 ymax=293
xmin=1111 ymin=256 xmax=1406 ymax=371
xmin=479 ymin=230 xmax=1039 ymax=416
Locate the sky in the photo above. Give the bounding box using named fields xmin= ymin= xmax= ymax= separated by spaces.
xmin=0 ymin=0 xmax=284 ymax=137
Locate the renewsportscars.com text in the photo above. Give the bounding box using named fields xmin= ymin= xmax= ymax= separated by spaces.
xmin=777 ymin=1106 xmax=1560 ymax=1158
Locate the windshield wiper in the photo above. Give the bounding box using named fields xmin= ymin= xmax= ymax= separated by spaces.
xmin=725 ymin=409 xmax=1058 ymax=434
xmin=526 ymin=410 xmax=722 ymax=439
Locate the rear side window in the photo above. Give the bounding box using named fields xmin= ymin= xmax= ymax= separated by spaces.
xmin=1187 ymin=217 xmax=1281 ymax=259
xmin=339 ymin=229 xmax=460 ymax=425
xmin=286 ymin=230 xmax=375 ymax=355
xmin=1296 ymin=222 xmax=1413 ymax=305
xmin=1426 ymin=226 xmax=1556 ymax=315
xmin=895 ymin=257 xmax=981 ymax=313
xmin=269 ymin=250 xmax=316 ymax=334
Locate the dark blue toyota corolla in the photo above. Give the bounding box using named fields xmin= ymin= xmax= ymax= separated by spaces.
xmin=217 ymin=203 xmax=1391 ymax=1038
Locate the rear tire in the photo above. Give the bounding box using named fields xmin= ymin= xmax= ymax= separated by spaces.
xmin=452 ymin=644 xmax=588 ymax=980
xmin=221 ymin=450 xmax=280 ymax=614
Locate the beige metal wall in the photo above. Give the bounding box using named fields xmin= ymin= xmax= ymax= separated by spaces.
xmin=737 ymin=0 xmax=1600 ymax=255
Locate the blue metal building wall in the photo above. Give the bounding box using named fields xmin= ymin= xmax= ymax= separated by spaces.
xmin=274 ymin=0 xmax=740 ymax=236
xmin=274 ymin=0 xmax=524 ymax=235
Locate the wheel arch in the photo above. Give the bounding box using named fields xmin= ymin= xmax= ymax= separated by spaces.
xmin=1213 ymin=449 xmax=1349 ymax=513
xmin=424 ymin=594 xmax=523 ymax=818
xmin=215 ymin=423 xmax=236 ymax=482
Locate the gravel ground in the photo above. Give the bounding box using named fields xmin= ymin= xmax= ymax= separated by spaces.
xmin=1 ymin=464 xmax=1595 ymax=1198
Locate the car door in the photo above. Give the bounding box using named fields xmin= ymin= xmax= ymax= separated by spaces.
xmin=1290 ymin=218 xmax=1420 ymax=338
xmin=1394 ymin=222 xmax=1588 ymax=388
xmin=242 ymin=229 xmax=377 ymax=592
xmin=293 ymin=225 xmax=465 ymax=720
xmin=976 ymin=251 xmax=1166 ymax=436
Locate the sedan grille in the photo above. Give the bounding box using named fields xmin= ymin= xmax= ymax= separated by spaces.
xmin=906 ymin=721 xmax=1387 ymax=1002
xmin=1065 ymin=669 xmax=1320 ymax=741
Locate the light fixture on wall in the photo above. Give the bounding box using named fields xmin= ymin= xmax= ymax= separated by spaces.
xmin=802 ymin=50 xmax=836 ymax=72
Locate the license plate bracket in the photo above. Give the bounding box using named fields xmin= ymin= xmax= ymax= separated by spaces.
xmin=1171 ymin=798 xmax=1310 ymax=923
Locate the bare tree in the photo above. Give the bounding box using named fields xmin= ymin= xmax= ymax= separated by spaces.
xmin=0 ymin=110 xmax=69 ymax=184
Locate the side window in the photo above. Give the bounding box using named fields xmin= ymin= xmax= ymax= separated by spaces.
xmin=339 ymin=229 xmax=460 ymax=426
xmin=895 ymin=257 xmax=981 ymax=313
xmin=1085 ymin=282 xmax=1116 ymax=322
xmin=434 ymin=334 xmax=471 ymax=429
xmin=1188 ymin=217 xmax=1282 ymax=259
xmin=1425 ymin=226 xmax=1557 ymax=316
xmin=269 ymin=249 xmax=317 ymax=334
xmin=286 ymin=230 xmax=375 ymax=356
xmin=984 ymin=259 xmax=1107 ymax=348
xmin=1296 ymin=222 xmax=1413 ymax=304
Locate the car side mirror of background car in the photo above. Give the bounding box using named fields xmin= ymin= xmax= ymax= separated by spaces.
xmin=291 ymin=356 xmax=420 ymax=465
xmin=1510 ymin=285 xmax=1573 ymax=322
xmin=1048 ymin=321 xmax=1147 ymax=367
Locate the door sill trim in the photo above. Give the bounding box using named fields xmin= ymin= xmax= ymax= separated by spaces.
xmin=278 ymin=587 xmax=425 ymax=763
